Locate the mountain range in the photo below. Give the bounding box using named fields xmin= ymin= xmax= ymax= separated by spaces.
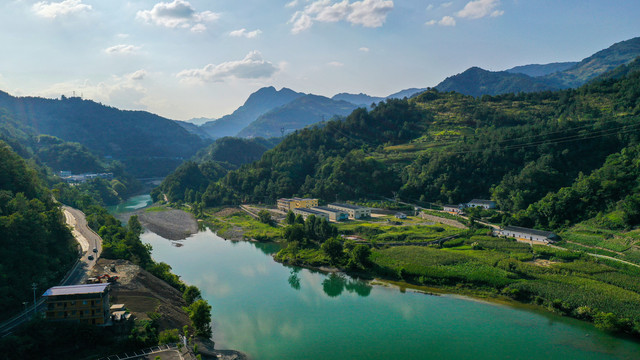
xmin=0 ymin=91 xmax=206 ymax=177
xmin=435 ymin=36 xmax=640 ymax=96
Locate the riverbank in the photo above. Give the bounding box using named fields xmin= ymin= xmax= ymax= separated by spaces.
xmin=115 ymin=205 xmax=199 ymax=240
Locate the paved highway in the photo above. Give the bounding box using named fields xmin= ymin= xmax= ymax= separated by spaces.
xmin=0 ymin=205 xmax=103 ymax=336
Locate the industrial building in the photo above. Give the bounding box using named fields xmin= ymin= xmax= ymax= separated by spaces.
xmin=312 ymin=206 xmax=349 ymax=222
xmin=292 ymin=207 xmax=329 ymax=221
xmin=277 ymin=198 xmax=319 ymax=212
xmin=43 ymin=283 xmax=111 ymax=325
xmin=328 ymin=203 xmax=371 ymax=219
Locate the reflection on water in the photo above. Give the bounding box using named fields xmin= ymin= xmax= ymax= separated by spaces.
xmin=140 ymin=221 xmax=640 ymax=360
xmin=287 ymin=268 xmax=301 ymax=290
xmin=321 ymin=273 xmax=372 ymax=298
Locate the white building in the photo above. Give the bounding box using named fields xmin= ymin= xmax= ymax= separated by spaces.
xmin=292 ymin=207 xmax=329 ymax=221
xmin=312 ymin=207 xmax=349 ymax=222
xmin=328 ymin=203 xmax=371 ymax=219
xmin=443 ymin=205 xmax=463 ymax=214
xmin=466 ymin=199 xmax=496 ymax=209
xmin=493 ymin=226 xmax=558 ymax=244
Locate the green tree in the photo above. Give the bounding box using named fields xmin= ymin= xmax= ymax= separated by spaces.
xmin=348 ymin=244 xmax=371 ymax=269
xmin=128 ymin=215 xmax=143 ymax=237
xmin=321 ymin=237 xmax=344 ymax=265
xmin=158 ymin=329 xmax=180 ymax=344
xmin=258 ymin=210 xmax=273 ymax=226
xmin=186 ymin=299 xmax=212 ymax=338
xmin=286 ymin=210 xmax=295 ymax=225
xmin=284 ymin=224 xmax=305 ymax=243
xmin=183 ymin=285 xmax=202 ymax=306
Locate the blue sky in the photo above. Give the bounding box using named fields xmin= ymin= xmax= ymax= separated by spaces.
xmin=0 ymin=0 xmax=639 ymax=120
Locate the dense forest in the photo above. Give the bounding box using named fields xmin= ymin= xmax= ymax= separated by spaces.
xmin=158 ymin=61 xmax=640 ymax=233
xmin=0 ymin=141 xmax=77 ymax=320
xmin=0 ymin=92 xmax=207 ymax=177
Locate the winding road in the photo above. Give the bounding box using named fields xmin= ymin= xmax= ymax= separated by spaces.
xmin=0 ymin=205 xmax=103 ymax=336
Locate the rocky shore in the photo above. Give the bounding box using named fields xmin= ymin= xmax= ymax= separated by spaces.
xmin=135 ymin=208 xmax=199 ymax=240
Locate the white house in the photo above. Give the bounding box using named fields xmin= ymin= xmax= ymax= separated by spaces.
xmin=466 ymin=199 xmax=496 ymax=209
xmin=328 ymin=203 xmax=371 ymax=219
xmin=493 ymin=226 xmax=558 ymax=244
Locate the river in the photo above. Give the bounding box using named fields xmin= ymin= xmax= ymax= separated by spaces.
xmin=114 ymin=195 xmax=640 ymax=360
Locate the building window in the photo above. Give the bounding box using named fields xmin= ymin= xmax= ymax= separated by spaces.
xmin=82 ymin=300 xmax=88 ymax=305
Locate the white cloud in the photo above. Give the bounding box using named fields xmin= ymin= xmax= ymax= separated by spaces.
xmin=116 ymin=33 xmax=130 ymax=39
xmin=32 ymin=0 xmax=91 ymax=18
xmin=290 ymin=11 xmax=313 ymax=33
xmin=38 ymin=72 xmax=149 ymax=110
xmin=289 ymin=0 xmax=394 ymax=34
xmin=328 ymin=61 xmax=344 ymax=67
xmin=426 ymin=15 xmax=456 ymax=26
xmin=441 ymin=2 xmax=453 ymax=8
xmin=177 ymin=51 xmax=278 ymax=83
xmin=359 ymin=47 xmax=370 ymax=52
xmin=137 ymin=0 xmax=219 ymax=32
xmin=105 ymin=44 xmax=141 ymax=54
xmin=457 ymin=0 xmax=502 ymax=19
xmin=285 ymin=0 xmax=300 ymax=8
xmin=190 ymin=23 xmax=206 ymax=33
xmin=438 ymin=15 xmax=456 ymax=26
xmin=229 ymin=28 xmax=262 ymax=38
xmin=129 ymin=70 xmax=147 ymax=81
xmin=426 ymin=4 xmax=434 ymax=11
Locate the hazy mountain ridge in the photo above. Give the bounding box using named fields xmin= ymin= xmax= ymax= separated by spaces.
xmin=505 ymin=62 xmax=578 ymax=77
xmin=0 ymin=91 xmax=205 ymax=159
xmin=435 ymin=36 xmax=640 ymax=96
xmin=200 ymin=87 xmax=305 ymax=139
xmin=236 ymin=94 xmax=358 ymax=138
xmin=435 ymin=67 xmax=557 ymax=97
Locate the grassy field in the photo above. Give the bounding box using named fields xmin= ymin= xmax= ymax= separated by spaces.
xmin=559 ymin=222 xmax=640 ymax=265
xmin=204 ymin=208 xmax=283 ymax=241
xmin=336 ymin=215 xmax=463 ymax=243
xmin=369 ymin=235 xmax=640 ymax=334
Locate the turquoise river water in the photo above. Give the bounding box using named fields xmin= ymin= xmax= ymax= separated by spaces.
xmin=113 ymin=195 xmax=640 ymax=360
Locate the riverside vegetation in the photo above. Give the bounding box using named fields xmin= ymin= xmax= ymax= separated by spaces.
xmin=156 ymin=60 xmax=640 ymax=339
xmin=0 ymin=141 xmax=213 ymax=359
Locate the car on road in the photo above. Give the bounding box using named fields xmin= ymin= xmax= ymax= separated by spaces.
xmin=88 ymin=255 xmax=94 ymax=261
xmin=93 ymin=248 xmax=98 ymax=253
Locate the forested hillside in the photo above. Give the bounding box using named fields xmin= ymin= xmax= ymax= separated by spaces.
xmin=158 ymin=64 xmax=640 ymax=232
xmin=0 ymin=92 xmax=206 ymax=176
xmin=435 ymin=37 xmax=640 ymax=97
xmin=0 ymin=141 xmax=77 ymax=320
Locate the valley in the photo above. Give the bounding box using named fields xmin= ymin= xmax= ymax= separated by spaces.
xmin=1 ymin=15 xmax=640 ymax=359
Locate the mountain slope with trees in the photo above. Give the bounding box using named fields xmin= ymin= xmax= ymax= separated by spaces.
xmin=435 ymin=36 xmax=640 ymax=97
xmin=158 ymin=62 xmax=640 ymax=237
xmin=0 ymin=92 xmax=206 ymax=177
xmin=0 ymin=141 xmax=77 ymax=320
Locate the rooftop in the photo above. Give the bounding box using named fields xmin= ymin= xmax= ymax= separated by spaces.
xmin=503 ymin=226 xmax=557 ymax=238
xmin=468 ymin=199 xmax=496 ymax=204
xmin=294 ymin=208 xmax=327 ymax=216
xmin=329 ymin=203 xmax=365 ymax=210
xmin=43 ymin=283 xmax=109 ymax=297
xmin=314 ymin=206 xmax=344 ymax=214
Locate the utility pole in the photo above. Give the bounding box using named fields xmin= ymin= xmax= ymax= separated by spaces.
xmin=31 ymin=283 xmax=37 ymax=316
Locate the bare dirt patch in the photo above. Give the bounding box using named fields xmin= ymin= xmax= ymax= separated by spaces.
xmin=529 ymin=259 xmax=558 ymax=267
xmin=137 ymin=209 xmax=198 ymax=240
xmin=90 ymin=259 xmax=190 ymax=331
